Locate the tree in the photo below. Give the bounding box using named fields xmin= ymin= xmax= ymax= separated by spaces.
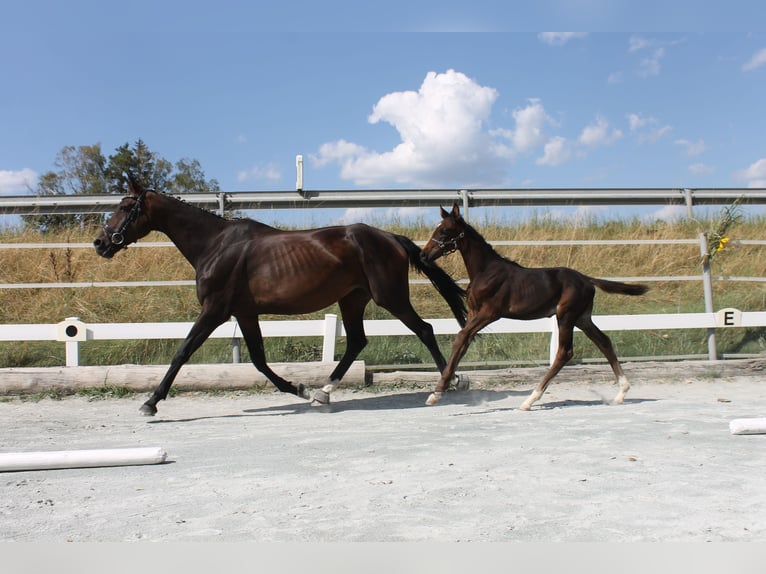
xmin=104 ymin=139 xmax=172 ymax=194
xmin=25 ymin=140 xmax=219 ymax=232
xmin=170 ymin=158 xmax=221 ymax=194
xmin=22 ymin=144 xmax=108 ymax=232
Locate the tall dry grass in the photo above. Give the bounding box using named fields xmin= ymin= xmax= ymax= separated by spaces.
xmin=1 ymin=212 xmax=765 ymax=368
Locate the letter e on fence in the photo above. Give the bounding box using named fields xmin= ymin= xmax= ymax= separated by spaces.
xmin=715 ymin=308 xmax=742 ymax=328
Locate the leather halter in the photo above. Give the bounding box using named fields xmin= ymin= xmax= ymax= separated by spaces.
xmin=429 ymin=231 xmax=465 ymax=255
xmin=103 ymin=189 xmax=148 ymax=246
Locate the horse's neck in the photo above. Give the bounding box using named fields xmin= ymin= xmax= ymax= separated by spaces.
xmin=150 ymin=195 xmax=228 ymax=268
xmin=459 ymin=229 xmax=501 ymax=278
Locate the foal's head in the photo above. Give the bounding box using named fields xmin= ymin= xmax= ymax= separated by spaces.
xmin=93 ymin=177 xmax=154 ymax=259
xmin=421 ymin=203 xmax=467 ymax=263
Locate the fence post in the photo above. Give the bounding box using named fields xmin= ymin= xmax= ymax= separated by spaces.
xmin=698 ymin=233 xmax=718 ymax=360
xmin=231 ymin=338 xmax=241 ymax=363
xmin=322 ymin=314 xmax=338 ymax=362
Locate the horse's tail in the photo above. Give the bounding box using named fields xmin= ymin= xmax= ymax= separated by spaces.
xmin=589 ymin=277 xmax=649 ymax=296
xmin=394 ymin=234 xmax=468 ymax=328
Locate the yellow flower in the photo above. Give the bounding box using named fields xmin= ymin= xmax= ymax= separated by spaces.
xmin=715 ymin=236 xmax=730 ymax=253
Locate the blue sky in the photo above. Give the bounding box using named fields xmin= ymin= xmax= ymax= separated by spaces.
xmin=2 ymin=2 xmax=765 ymax=225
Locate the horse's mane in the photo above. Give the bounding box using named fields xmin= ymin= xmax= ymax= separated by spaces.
xmin=458 ymin=216 xmax=522 ymax=267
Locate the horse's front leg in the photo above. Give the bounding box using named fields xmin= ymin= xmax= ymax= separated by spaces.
xmin=141 ymin=312 xmax=225 ymax=416
xmin=426 ymin=314 xmax=491 ymax=405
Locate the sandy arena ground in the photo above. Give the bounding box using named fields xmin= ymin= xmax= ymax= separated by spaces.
xmin=1 ymin=359 xmax=765 ymax=543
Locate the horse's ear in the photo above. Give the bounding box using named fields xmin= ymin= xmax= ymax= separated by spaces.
xmin=126 ymin=172 xmax=139 ymax=195
xmin=439 ymin=206 xmax=450 ymax=219
xmin=451 ymin=203 xmax=461 ymax=218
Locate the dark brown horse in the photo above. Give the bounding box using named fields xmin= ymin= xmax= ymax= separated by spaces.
xmin=93 ymin=178 xmax=466 ymax=415
xmin=420 ymin=203 xmax=649 ymax=410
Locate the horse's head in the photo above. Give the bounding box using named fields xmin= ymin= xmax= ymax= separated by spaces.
xmin=421 ymin=202 xmax=466 ymax=263
xmin=93 ymin=177 xmax=153 ymax=259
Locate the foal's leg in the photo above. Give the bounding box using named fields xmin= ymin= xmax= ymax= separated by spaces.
xmin=519 ymin=318 xmax=575 ymax=411
xmin=426 ymin=312 xmax=496 ymax=405
xmin=237 ymin=315 xmax=311 ymax=400
xmin=140 ymin=309 xmax=226 ymax=415
xmin=577 ymin=315 xmax=630 ymax=404
xmin=311 ymin=291 xmax=370 ymax=405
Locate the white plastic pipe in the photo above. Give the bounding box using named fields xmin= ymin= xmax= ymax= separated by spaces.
xmin=729 ymin=418 xmax=766 ymax=435
xmin=0 ymin=446 xmax=167 ymax=472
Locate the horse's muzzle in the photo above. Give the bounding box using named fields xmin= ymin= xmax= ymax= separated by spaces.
xmin=93 ymin=235 xmax=117 ymax=259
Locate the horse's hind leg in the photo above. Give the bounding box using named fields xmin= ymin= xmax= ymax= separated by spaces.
xmin=238 ymin=316 xmax=311 ymax=400
xmin=311 ymin=291 xmax=370 ymax=405
xmin=519 ymin=319 xmax=575 ymax=411
xmin=577 ymin=315 xmax=630 ymax=404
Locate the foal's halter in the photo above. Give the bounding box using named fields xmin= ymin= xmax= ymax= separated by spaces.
xmin=103 ymin=189 xmax=148 ymax=247
xmin=429 ymin=231 xmax=465 ymax=255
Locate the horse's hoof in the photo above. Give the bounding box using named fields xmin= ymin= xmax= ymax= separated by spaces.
xmin=297 ymin=383 xmax=311 ymax=400
xmin=425 ymin=392 xmax=442 ymax=406
xmin=139 ymin=403 xmax=157 ymax=416
xmin=455 ymin=374 xmax=470 ymax=392
xmin=518 ymin=403 xmax=531 ymax=411
xmin=311 ymin=389 xmax=330 ymax=406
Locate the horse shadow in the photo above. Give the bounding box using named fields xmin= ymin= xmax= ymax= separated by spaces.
xmin=146 ymin=388 xmax=526 ymax=423
xmin=146 ymin=390 xmax=658 ymax=424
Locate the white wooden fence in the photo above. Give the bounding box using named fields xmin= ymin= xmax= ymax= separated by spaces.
xmin=2 ymin=310 xmax=766 ymax=368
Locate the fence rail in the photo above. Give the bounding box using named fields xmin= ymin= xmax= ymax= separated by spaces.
xmin=2 ymin=311 xmax=765 ymax=368
xmin=2 ymin=187 xmax=766 ymax=216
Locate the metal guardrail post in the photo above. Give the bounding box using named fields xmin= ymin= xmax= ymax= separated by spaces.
xmin=699 ymin=233 xmax=718 ymax=360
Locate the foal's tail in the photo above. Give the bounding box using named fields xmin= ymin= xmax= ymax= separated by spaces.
xmin=589 ymin=277 xmax=650 ymax=296
xmin=394 ymin=235 xmax=468 ymax=328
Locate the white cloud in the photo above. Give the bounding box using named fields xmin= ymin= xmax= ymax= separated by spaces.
xmin=674 ymin=138 xmax=707 ymax=156
xmin=735 ymin=157 xmax=766 ymax=187
xmin=628 ymin=35 xmax=653 ymax=53
xmin=336 ymin=206 xmax=428 ymax=225
xmin=237 ymin=163 xmax=281 ymax=183
xmin=538 ymin=32 xmax=588 ymax=46
xmin=505 ymin=98 xmax=555 ymax=154
xmin=641 ymin=125 xmax=673 ymax=142
xmin=579 ymin=116 xmax=622 ymax=147
xmin=743 ymin=48 xmax=766 ymax=72
xmin=647 ymin=205 xmax=687 ymax=222
xmin=627 ymin=112 xmax=652 ymax=131
xmin=689 ymin=162 xmax=714 ymax=175
xmin=536 ymin=136 xmax=570 ymax=166
xmin=312 ymin=70 xmax=520 ymax=187
xmin=607 ymin=71 xmax=623 ymax=84
xmin=627 ymin=113 xmax=672 ymax=142
xmin=0 ymin=168 xmax=37 ymax=195
xmin=638 ymin=48 xmax=665 ymax=77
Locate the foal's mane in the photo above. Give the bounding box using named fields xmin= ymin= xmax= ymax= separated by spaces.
xmin=455 ymin=214 xmax=522 ymax=267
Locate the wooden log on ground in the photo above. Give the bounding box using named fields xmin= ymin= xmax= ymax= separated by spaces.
xmin=0 ymin=361 xmax=365 ymax=396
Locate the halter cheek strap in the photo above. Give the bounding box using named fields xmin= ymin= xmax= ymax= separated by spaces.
xmin=103 ymin=189 xmax=148 ymax=246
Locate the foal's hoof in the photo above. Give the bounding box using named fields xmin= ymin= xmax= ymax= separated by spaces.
xmin=425 ymin=392 xmax=443 ymax=406
xmin=139 ymin=403 xmax=157 ymax=416
xmin=311 ymin=389 xmax=330 ymax=406
xmin=297 ymin=383 xmax=311 ymax=400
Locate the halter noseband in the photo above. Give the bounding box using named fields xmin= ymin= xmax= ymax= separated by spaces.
xmin=429 ymin=231 xmax=465 ymax=255
xmin=103 ymin=189 xmax=148 ymax=246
